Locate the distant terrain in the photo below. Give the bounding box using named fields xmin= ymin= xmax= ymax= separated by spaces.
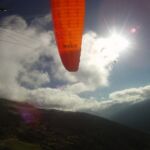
xmin=0 ymin=98 xmax=150 ymax=150
xmin=111 ymin=99 xmax=150 ymax=133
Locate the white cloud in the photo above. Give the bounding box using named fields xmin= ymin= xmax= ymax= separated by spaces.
xmin=63 ymin=82 xmax=91 ymax=94
xmin=109 ymin=85 xmax=150 ymax=102
xmin=26 ymin=87 xmax=115 ymax=113
xmin=19 ymin=70 xmax=50 ymax=88
xmin=0 ymin=15 xmax=27 ymax=30
xmin=0 ymin=14 xmax=119 ymax=97
xmin=27 ymin=85 xmax=150 ymax=115
xmin=0 ymin=15 xmax=53 ymax=99
xmin=30 ymin=14 xmax=52 ymax=31
xmin=0 ymin=14 xmax=145 ymax=117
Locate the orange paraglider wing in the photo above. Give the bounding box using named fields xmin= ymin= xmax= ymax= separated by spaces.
xmin=50 ymin=0 xmax=85 ymax=71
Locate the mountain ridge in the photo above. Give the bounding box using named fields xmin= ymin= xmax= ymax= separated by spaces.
xmin=0 ymin=98 xmax=150 ymax=150
xmin=111 ymin=99 xmax=150 ymax=133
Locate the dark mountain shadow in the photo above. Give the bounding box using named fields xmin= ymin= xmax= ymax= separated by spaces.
xmin=0 ymin=98 xmax=150 ymax=150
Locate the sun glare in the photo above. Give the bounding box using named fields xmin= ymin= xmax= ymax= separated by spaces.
xmin=106 ymin=32 xmax=130 ymax=53
xmin=92 ymin=31 xmax=130 ymax=65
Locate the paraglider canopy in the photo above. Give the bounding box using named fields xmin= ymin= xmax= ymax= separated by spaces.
xmin=50 ymin=0 xmax=85 ymax=71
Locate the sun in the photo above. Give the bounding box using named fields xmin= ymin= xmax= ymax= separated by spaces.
xmin=96 ymin=31 xmax=130 ymax=57
xmin=92 ymin=31 xmax=130 ymax=65
xmin=105 ymin=32 xmax=130 ymax=53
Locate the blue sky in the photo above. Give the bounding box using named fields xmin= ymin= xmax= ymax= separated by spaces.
xmin=0 ymin=0 xmax=150 ymax=116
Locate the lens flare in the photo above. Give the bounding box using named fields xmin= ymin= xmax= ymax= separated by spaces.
xmin=130 ymin=28 xmax=137 ymax=33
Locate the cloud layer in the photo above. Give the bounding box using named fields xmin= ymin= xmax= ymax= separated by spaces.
xmin=0 ymin=15 xmax=149 ymax=116
xmin=0 ymin=15 xmax=114 ymax=98
xmin=109 ymin=85 xmax=150 ymax=102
